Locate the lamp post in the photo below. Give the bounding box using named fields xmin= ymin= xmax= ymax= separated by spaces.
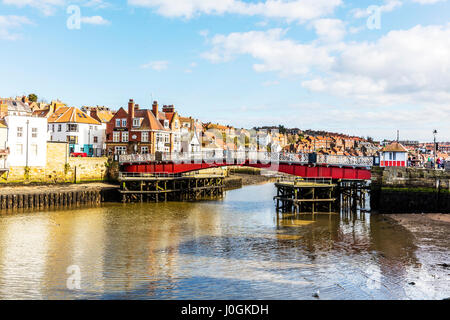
xmin=433 ymin=129 xmax=437 ymax=170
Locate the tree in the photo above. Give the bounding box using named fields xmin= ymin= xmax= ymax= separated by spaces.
xmin=28 ymin=93 xmax=38 ymax=102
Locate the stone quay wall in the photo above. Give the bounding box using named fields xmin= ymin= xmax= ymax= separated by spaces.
xmin=371 ymin=167 xmax=450 ymax=190
xmin=0 ymin=142 xmax=111 ymax=184
xmin=371 ymin=167 xmax=450 ymax=213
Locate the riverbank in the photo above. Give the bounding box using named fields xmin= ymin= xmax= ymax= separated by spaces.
xmin=0 ymin=182 xmax=119 ymax=195
xmin=224 ymin=168 xmax=278 ymax=190
xmin=387 ymin=213 xmax=450 ymax=227
xmin=0 ymin=182 xmax=119 ymax=211
xmin=383 ymin=213 xmax=450 ymax=284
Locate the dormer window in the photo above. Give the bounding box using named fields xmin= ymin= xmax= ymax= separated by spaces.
xmin=133 ymin=118 xmax=140 ymax=127
xmin=164 ymin=120 xmax=169 ymax=128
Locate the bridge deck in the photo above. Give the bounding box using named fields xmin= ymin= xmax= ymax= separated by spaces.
xmin=119 ymin=152 xmax=374 ymax=180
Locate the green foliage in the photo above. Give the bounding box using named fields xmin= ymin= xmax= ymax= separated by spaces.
xmin=64 ymin=163 xmax=71 ymax=175
xmin=24 ymin=166 xmax=30 ymax=180
xmin=28 ymin=93 xmax=38 ymax=102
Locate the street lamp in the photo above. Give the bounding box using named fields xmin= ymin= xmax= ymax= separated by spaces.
xmin=433 ymin=129 xmax=437 ymax=169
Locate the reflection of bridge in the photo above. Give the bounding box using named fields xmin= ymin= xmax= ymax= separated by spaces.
xmin=120 ymin=152 xmax=374 ymax=180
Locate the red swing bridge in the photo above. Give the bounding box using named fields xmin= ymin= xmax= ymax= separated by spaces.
xmin=119 ymin=151 xmax=374 ymax=181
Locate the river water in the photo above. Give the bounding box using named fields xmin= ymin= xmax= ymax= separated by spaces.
xmin=0 ymin=183 xmax=448 ymax=300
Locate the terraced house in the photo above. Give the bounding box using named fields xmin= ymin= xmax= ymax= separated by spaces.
xmin=48 ymin=107 xmax=104 ymax=156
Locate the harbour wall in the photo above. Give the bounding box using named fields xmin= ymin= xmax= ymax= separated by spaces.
xmin=371 ymin=167 xmax=450 ymax=213
xmin=0 ymin=142 xmax=112 ymax=184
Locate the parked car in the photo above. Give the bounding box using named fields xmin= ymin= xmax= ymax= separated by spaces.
xmin=71 ymin=152 xmax=87 ymax=157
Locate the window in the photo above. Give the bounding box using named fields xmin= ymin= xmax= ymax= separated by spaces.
xmin=164 ymin=120 xmax=169 ymax=128
xmin=32 ymin=128 xmax=38 ymax=138
xmin=67 ymin=136 xmax=78 ymax=144
xmin=141 ymin=146 xmax=149 ymax=154
xmin=31 ymin=144 xmax=38 ymax=156
xmin=175 ymin=120 xmax=179 ymax=129
xmin=122 ymin=119 xmax=127 ymax=127
xmin=93 ymin=136 xmax=98 ymax=143
xmin=16 ymin=144 xmax=23 ymax=155
xmin=142 ymin=132 xmax=149 ymax=142
xmin=164 ymin=134 xmax=170 ymax=143
xmin=115 ymin=146 xmax=127 ymax=155
xmin=116 ymin=119 xmax=121 ymax=127
xmin=58 ymin=124 xmax=62 ymax=132
xmin=113 ymin=132 xmax=120 ymax=142
xmin=17 ymin=127 xmax=23 ymax=138
xmin=122 ymin=132 xmax=129 ymax=142
xmin=67 ymin=124 xmax=78 ymax=132
xmin=133 ymin=118 xmax=140 ymax=127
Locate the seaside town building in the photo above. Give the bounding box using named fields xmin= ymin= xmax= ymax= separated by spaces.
xmin=48 ymin=107 xmax=104 ymax=156
xmin=153 ymin=104 xmax=181 ymax=153
xmin=81 ymin=106 xmax=115 ymax=155
xmin=105 ymin=99 xmax=171 ymax=155
xmin=380 ymin=142 xmax=408 ymax=167
xmin=0 ymin=98 xmax=48 ymax=167
xmin=0 ymin=120 xmax=8 ymax=170
xmin=179 ymin=116 xmax=202 ymax=154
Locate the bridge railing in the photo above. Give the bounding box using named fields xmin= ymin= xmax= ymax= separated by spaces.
xmin=316 ymin=154 xmax=373 ymax=167
xmin=119 ymin=151 xmax=373 ymax=167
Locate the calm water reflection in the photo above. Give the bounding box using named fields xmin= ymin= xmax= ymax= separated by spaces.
xmin=0 ymin=183 xmax=448 ymax=300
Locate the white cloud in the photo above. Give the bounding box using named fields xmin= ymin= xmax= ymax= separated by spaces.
xmin=203 ymin=23 xmax=450 ymax=117
xmin=140 ymin=60 xmax=169 ymax=71
xmin=412 ymin=0 xmax=447 ymax=4
xmin=83 ymin=0 xmax=110 ymax=9
xmin=352 ymin=0 xmax=402 ymax=19
xmin=304 ymin=24 xmax=450 ymax=106
xmin=0 ymin=15 xmax=33 ymax=40
xmin=310 ymin=18 xmax=346 ymax=43
xmin=80 ymin=15 xmax=110 ymax=25
xmin=2 ymin=0 xmax=111 ymax=15
xmin=2 ymin=0 xmax=65 ymax=16
xmin=202 ymin=28 xmax=334 ymax=75
xmin=128 ymin=0 xmax=342 ymax=23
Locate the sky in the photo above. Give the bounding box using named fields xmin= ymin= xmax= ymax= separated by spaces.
xmin=0 ymin=0 xmax=449 ymax=142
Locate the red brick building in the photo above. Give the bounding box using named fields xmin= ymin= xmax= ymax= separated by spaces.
xmin=105 ymin=99 xmax=170 ymax=155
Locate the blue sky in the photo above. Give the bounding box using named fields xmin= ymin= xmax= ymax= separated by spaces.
xmin=0 ymin=0 xmax=449 ymax=142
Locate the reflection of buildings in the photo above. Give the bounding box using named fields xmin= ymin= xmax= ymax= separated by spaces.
xmin=0 ymin=208 xmax=107 ymax=299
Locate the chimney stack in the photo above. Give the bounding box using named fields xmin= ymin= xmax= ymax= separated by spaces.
xmin=128 ymin=99 xmax=135 ymax=126
xmin=162 ymin=104 xmax=175 ymax=113
xmin=152 ymin=101 xmax=158 ymax=119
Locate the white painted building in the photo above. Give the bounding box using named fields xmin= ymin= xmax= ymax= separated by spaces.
xmin=181 ymin=131 xmax=201 ymax=154
xmin=380 ymin=142 xmax=408 ymax=167
xmin=5 ymin=115 xmax=48 ymax=167
xmin=48 ymin=107 xmax=104 ymax=156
